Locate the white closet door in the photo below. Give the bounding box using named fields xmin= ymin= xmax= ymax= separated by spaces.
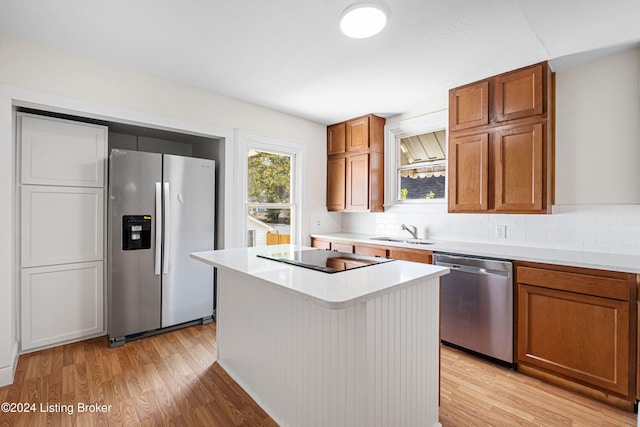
xmin=21 ymin=186 xmax=104 ymax=267
xmin=20 ymin=113 xmax=107 ymax=187
xmin=21 ymin=262 xmax=104 ymax=351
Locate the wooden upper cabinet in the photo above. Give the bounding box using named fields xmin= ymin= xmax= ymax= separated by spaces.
xmin=326 ymin=114 xmax=385 ymax=212
xmin=346 ymin=153 xmax=370 ymax=211
xmin=448 ymin=133 xmax=489 ymax=212
xmin=347 ymin=116 xmax=370 ymax=152
xmin=448 ymin=61 xmax=553 ymax=214
xmin=494 ymin=64 xmax=544 ymax=123
xmin=637 ymin=277 xmax=640 ymax=401
xmin=494 ymin=123 xmax=544 ymax=212
xmin=326 ymin=156 xmax=346 ymax=211
xmin=449 ymin=81 xmax=489 ymax=132
xmin=327 ymin=122 xmax=346 ymax=155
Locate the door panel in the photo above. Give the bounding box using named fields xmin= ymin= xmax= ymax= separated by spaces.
xmin=21 ymin=186 xmax=103 ymax=267
xmin=327 ymin=122 xmax=346 ymax=155
xmin=494 ymin=64 xmax=543 ymax=122
xmin=346 ymin=116 xmax=370 ymax=151
xmin=108 ymin=149 xmax=162 ymax=338
xmin=22 ymin=262 xmax=103 ymax=351
xmin=518 ymin=284 xmax=630 ymax=396
xmin=346 ymin=153 xmax=369 ymax=210
xmin=449 ymin=81 xmax=489 ymax=131
xmin=162 ymin=155 xmax=215 ymax=327
xmin=448 ymin=133 xmax=489 ymax=212
xmin=20 ymin=114 xmax=106 ymax=187
xmin=327 ymin=156 xmax=346 ymax=211
xmin=494 ymin=123 xmax=543 ymax=212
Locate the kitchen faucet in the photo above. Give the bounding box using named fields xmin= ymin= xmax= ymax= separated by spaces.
xmin=401 ymin=224 xmax=418 ymax=239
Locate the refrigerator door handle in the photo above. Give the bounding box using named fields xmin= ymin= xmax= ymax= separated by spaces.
xmin=155 ymin=182 xmax=162 ymax=275
xmin=163 ymin=182 xmax=171 ymax=275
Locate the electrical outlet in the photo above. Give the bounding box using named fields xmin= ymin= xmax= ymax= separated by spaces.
xmin=316 ymin=219 xmax=321 ymax=227
xmin=496 ymin=225 xmax=507 ymax=239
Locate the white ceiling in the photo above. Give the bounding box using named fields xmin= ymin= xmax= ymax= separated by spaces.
xmin=1 ymin=0 xmax=639 ymax=125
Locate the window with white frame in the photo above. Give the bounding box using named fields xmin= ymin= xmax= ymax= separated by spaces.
xmin=397 ymin=130 xmax=446 ymax=200
xmin=247 ymin=149 xmax=294 ymax=247
xmin=236 ymin=130 xmax=304 ymax=248
xmin=384 ymin=110 xmax=448 ymax=206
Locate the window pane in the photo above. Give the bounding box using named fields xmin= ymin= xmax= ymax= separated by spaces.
xmin=248 ymin=150 xmax=291 ymax=203
xmin=400 ymin=130 xmax=446 ymax=166
xmin=247 ymin=206 xmax=292 ymax=247
xmin=399 ymin=164 xmax=446 ymax=200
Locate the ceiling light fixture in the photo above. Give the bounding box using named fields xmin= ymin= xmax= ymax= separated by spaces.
xmin=340 ymin=3 xmax=388 ymax=39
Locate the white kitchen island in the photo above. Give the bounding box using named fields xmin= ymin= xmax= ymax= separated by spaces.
xmin=191 ymin=244 xmax=449 ymax=427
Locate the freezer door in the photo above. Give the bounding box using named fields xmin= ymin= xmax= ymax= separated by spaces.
xmin=108 ymin=149 xmax=162 ymax=338
xmin=161 ymin=154 xmax=215 ymax=327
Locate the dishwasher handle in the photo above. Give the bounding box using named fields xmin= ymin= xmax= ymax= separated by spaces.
xmin=435 ymin=261 xmax=511 ymax=278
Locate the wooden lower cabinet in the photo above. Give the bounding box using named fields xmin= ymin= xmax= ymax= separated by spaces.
xmin=354 ymin=243 xmax=387 ymax=258
xmin=331 ymin=241 xmax=355 ymax=253
xmin=388 ymin=247 xmax=433 ymax=264
xmin=310 ymin=238 xmax=433 ymax=265
xmin=516 ymin=262 xmax=637 ymax=408
xmin=310 ymin=238 xmax=331 ymax=250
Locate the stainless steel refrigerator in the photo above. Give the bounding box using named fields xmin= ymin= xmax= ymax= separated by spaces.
xmin=108 ymin=149 xmax=215 ymax=347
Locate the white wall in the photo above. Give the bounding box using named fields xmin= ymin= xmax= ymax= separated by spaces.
xmin=339 ymin=47 xmax=640 ymax=256
xmin=0 ymin=34 xmax=327 ymax=385
xmin=555 ymin=47 xmax=640 ymax=204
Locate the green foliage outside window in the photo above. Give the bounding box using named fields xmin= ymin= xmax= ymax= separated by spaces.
xmin=248 ymin=152 xmax=291 ymax=203
xmin=400 ymin=188 xmax=408 ymax=200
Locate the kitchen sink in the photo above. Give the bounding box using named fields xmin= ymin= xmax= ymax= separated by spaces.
xmin=404 ymin=239 xmax=436 ymax=245
xmin=369 ymin=237 xmax=436 ymax=245
xmin=369 ymin=236 xmax=406 ymax=242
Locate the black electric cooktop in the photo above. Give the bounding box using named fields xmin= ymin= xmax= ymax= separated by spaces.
xmin=257 ymin=249 xmax=394 ymax=274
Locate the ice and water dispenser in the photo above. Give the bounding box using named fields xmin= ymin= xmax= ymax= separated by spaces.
xmin=122 ymin=215 xmax=152 ymax=250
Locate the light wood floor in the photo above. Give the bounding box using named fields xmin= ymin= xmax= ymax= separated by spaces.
xmin=0 ymin=322 xmax=637 ymax=426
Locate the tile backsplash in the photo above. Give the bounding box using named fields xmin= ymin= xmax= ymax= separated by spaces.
xmin=336 ymin=204 xmax=640 ymax=255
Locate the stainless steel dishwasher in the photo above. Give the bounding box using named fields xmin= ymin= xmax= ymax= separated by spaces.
xmin=434 ymin=253 xmax=514 ymax=364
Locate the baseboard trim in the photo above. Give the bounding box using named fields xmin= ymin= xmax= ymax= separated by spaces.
xmin=0 ymin=342 xmax=19 ymax=387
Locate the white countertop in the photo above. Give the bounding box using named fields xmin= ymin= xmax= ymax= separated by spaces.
xmin=311 ymin=232 xmax=640 ymax=274
xmin=191 ymin=244 xmax=449 ymax=309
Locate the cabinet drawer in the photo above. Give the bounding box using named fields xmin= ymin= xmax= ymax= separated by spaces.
xmin=331 ymin=242 xmax=354 ymax=253
xmin=517 ymin=265 xmax=631 ymax=300
xmin=311 ymin=238 xmax=331 ymax=250
xmin=388 ymin=248 xmax=432 ymax=264
xmin=355 ymin=244 xmax=387 ymax=258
